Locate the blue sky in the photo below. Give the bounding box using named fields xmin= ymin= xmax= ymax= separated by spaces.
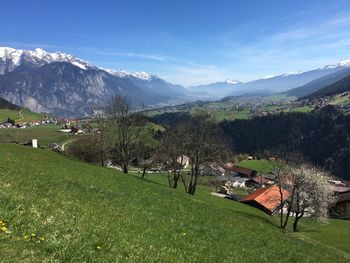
xmin=1 ymin=0 xmax=350 ymax=86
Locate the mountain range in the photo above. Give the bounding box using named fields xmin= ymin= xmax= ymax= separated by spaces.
xmin=1 ymin=47 xmax=350 ymax=116
xmin=0 ymin=47 xmax=187 ymax=116
xmin=189 ymin=60 xmax=350 ymax=99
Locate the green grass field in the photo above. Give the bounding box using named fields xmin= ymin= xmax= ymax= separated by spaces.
xmin=211 ymin=109 xmax=251 ymax=123
xmin=289 ymin=106 xmax=314 ymax=113
xmin=238 ymin=159 xmax=275 ymax=173
xmin=329 ymin=93 xmax=350 ymax=105
xmin=0 ymin=125 xmax=70 ymax=147
xmin=0 ymin=145 xmax=349 ymax=262
xmin=142 ymin=122 xmax=165 ymax=147
xmin=0 ymin=109 xmax=45 ymax=123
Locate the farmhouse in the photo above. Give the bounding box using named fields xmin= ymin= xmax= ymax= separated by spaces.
xmin=231 ymin=177 xmax=248 ymax=188
xmin=200 ymin=164 xmax=225 ymax=176
xmin=177 ymin=155 xmax=190 ymax=169
xmin=209 ymin=176 xmax=233 ymax=194
xmin=240 ymin=185 xmax=289 ymax=215
xmin=246 ymin=175 xmax=274 ymax=188
xmin=229 ymin=165 xmax=257 ymax=177
xmin=332 ymin=191 xmax=350 ymax=219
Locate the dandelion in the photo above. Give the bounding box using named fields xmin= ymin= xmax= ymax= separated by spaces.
xmin=23 ymin=235 xmax=29 ymax=240
xmin=31 ymin=233 xmax=36 ymax=237
xmin=96 ymin=245 xmax=101 ymax=250
xmin=39 ymin=237 xmax=45 ymax=241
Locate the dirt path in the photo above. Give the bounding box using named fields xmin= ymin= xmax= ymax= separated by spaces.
xmin=18 ymin=110 xmax=24 ymax=120
xmin=61 ymin=139 xmax=75 ymax=151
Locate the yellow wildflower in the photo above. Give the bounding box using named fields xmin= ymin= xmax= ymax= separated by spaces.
xmin=31 ymin=233 xmax=36 ymax=237
xmin=96 ymin=245 xmax=101 ymax=250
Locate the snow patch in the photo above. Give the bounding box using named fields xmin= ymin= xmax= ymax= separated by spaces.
xmin=225 ymin=79 xmax=241 ymax=85
xmin=324 ymin=59 xmax=350 ymax=69
xmin=101 ymin=68 xmax=154 ymax=80
xmin=0 ymin=46 xmax=94 ymax=71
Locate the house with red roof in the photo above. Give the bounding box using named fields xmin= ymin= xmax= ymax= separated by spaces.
xmin=240 ymin=185 xmax=289 ymax=215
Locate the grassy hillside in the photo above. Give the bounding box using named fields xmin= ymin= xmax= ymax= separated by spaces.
xmin=211 ymin=109 xmax=251 ymax=123
xmin=329 ymin=92 xmax=350 ymax=105
xmin=238 ymin=159 xmax=275 ymax=173
xmin=0 ymin=108 xmax=45 ymax=123
xmin=0 ymin=125 xmax=69 ymax=147
xmin=0 ymin=145 xmax=349 ymax=262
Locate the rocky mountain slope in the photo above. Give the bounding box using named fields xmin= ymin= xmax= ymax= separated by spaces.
xmin=0 ymin=47 xmax=186 ymax=116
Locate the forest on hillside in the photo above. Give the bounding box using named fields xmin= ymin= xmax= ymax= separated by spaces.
xmin=153 ymin=106 xmax=350 ymax=181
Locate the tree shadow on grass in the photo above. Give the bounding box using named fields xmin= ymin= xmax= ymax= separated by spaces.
xmin=223 ymin=207 xmax=279 ymax=228
xmin=130 ymin=174 xmax=169 ymax=188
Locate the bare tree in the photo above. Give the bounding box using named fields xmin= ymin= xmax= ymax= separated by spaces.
xmin=272 ymin=160 xmax=289 ymax=228
xmin=138 ymin=144 xmax=160 ymax=179
xmin=108 ymin=95 xmax=142 ymax=174
xmin=95 ymin=112 xmax=111 ymax=166
xmin=159 ymin=125 xmax=187 ymax=189
xmin=185 ymin=114 xmax=223 ymax=195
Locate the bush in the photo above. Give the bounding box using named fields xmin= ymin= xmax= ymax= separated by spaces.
xmin=66 ymin=136 xmax=102 ymax=163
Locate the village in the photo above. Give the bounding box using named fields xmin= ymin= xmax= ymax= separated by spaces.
xmin=168 ymin=155 xmax=350 ymax=220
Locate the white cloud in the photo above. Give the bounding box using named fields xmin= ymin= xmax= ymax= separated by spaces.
xmin=94 ymin=50 xmax=171 ymax=62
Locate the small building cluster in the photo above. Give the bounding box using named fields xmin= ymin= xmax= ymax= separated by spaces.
xmin=202 ymin=158 xmax=350 ymax=219
xmin=0 ymin=118 xmax=58 ymax=129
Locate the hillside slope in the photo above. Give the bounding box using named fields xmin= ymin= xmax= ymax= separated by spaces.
xmin=287 ymin=68 xmax=350 ymax=97
xmin=0 ymin=96 xmax=20 ymax=110
xmin=0 ymin=96 xmax=45 ymax=123
xmin=305 ymin=74 xmax=350 ymax=99
xmin=0 ymin=145 xmax=349 ymax=262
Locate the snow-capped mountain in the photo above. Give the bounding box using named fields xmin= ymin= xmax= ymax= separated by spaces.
xmin=103 ymin=68 xmax=187 ymax=97
xmin=323 ymin=59 xmax=350 ymax=70
xmin=0 ymin=47 xmax=186 ymax=116
xmin=103 ymin=68 xmax=152 ymax=80
xmin=0 ymin=47 xmax=95 ymax=74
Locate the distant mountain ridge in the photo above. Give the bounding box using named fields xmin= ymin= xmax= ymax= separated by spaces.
xmin=303 ymin=74 xmax=350 ymax=99
xmin=0 ymin=47 xmax=187 ymax=116
xmin=189 ymin=60 xmax=350 ymax=99
xmin=287 ymin=68 xmax=350 ymax=98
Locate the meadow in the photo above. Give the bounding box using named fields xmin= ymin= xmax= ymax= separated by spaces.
xmin=0 ymin=109 xmax=45 ymax=123
xmin=0 ymin=144 xmax=349 ymax=262
xmin=0 ymin=125 xmax=70 ymax=147
xmin=238 ymin=159 xmax=275 ymax=173
xmin=211 ymin=109 xmax=251 ymax=123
